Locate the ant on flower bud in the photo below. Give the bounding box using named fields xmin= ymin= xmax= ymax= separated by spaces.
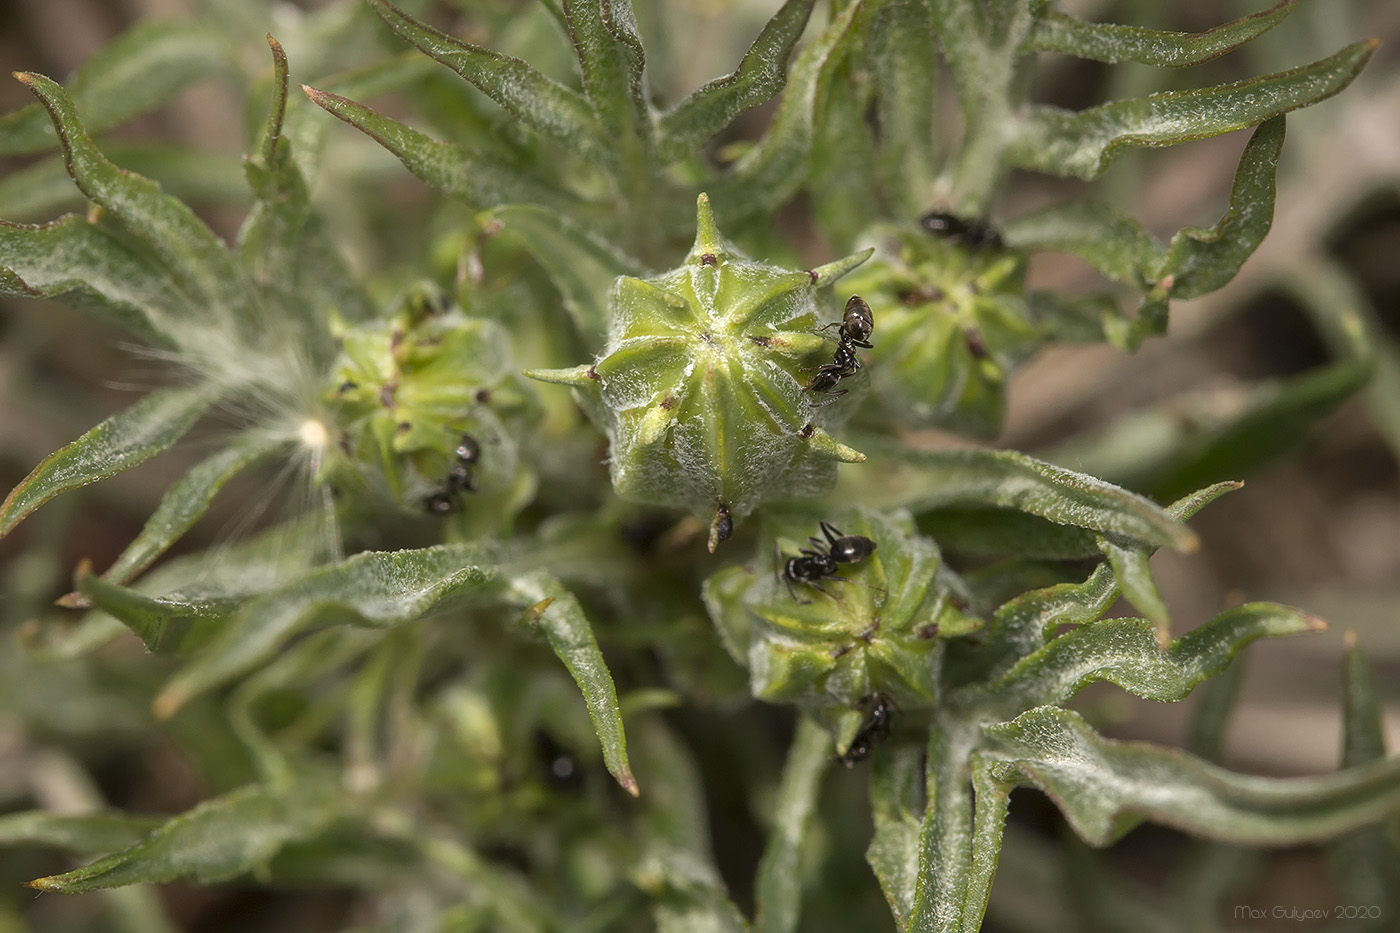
xmin=422 ymin=434 xmax=481 ymax=515
xmin=778 ymin=520 xmax=879 ymax=602
xmin=837 ymin=693 xmax=894 ymax=767
xmin=805 ymin=295 xmax=874 ymax=406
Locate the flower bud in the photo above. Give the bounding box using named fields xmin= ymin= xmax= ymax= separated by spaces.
xmin=702 ymin=508 xmax=981 ymax=725
xmin=324 ymin=285 xmax=538 ymax=522
xmin=529 ymin=194 xmax=872 ymax=549
xmin=841 ymin=218 xmax=1038 ymax=438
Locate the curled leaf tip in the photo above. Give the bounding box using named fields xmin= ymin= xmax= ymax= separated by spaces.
xmin=152 ymin=685 xmax=188 ymax=722
xmin=54 ymin=591 xmax=88 ymax=609
xmin=13 ymin=71 xmax=34 ymax=85
xmin=523 ymin=597 xmax=555 ymax=624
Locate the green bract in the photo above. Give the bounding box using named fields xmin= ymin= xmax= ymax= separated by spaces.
xmin=529 ymin=194 xmax=871 ymax=548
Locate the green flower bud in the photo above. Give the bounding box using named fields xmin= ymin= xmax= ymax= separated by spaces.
xmin=529 ymin=194 xmax=872 ymax=549
xmin=324 ymin=285 xmax=538 ymax=523
xmin=841 ymin=217 xmax=1040 ymax=438
xmin=702 ymin=508 xmax=980 ymax=737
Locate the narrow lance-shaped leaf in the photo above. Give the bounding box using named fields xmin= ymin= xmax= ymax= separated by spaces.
xmin=0 ymin=20 xmax=229 ymax=156
xmin=959 ymin=756 xmax=1014 ymax=933
xmin=238 ymin=40 xmax=375 ymax=329
xmin=301 ymin=86 xmax=574 ymax=213
xmin=970 ymin=481 xmax=1241 ymax=680
xmin=867 ymin=0 xmax=938 ymax=214
xmin=656 ymin=0 xmax=816 ymax=162
xmin=94 ymin=431 xmax=287 ymax=590
xmin=906 ymin=726 xmax=977 ymax=933
xmin=1330 ymin=638 xmax=1400 ymax=909
xmin=712 ymin=0 xmax=863 ymax=224
xmin=1009 ymin=40 xmax=1376 ymax=180
xmin=364 ymin=0 xmax=599 ymax=149
xmin=1004 ymin=111 xmax=1284 ymax=298
xmin=754 ymin=717 xmax=830 ymax=933
xmin=1157 ymin=116 xmax=1284 ymax=298
xmin=16 ymin=73 xmax=256 ymax=325
xmin=0 ymin=384 xmax=218 ymax=537
xmin=990 ymin=603 xmax=1323 ymax=713
xmin=1026 ymin=1 xmax=1297 ymax=67
xmin=985 ymin=706 xmax=1400 ymax=847
xmin=563 ymin=0 xmax=649 ymax=149
xmin=846 ymin=441 xmax=1197 ymax=552
xmin=0 ymin=215 xmax=192 ymax=348
xmin=0 ymin=811 xmax=163 ymax=857
xmin=153 ymin=544 xmax=499 ymax=718
xmin=79 ymin=570 xmax=239 ymax=659
xmin=25 ymin=777 xmax=342 ymax=894
xmin=514 ymin=575 xmax=637 ymax=796
xmin=865 ymin=742 xmax=925 ymax=927
xmin=1096 ymin=534 xmax=1170 ymax=632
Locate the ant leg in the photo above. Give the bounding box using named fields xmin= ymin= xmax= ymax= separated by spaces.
xmin=819 ymin=521 xmax=842 ymax=547
xmin=808 ymin=389 xmax=848 ymax=408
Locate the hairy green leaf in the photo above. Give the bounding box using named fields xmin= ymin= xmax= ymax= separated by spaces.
xmin=239 ymin=38 xmax=374 ymax=330
xmin=0 ymin=385 xmax=218 ymax=538
xmin=656 ymin=0 xmax=816 ymax=161
xmin=754 ymin=717 xmax=829 ymax=933
xmin=302 ymin=86 xmax=574 ymax=212
xmin=867 ymin=0 xmax=938 ymax=214
xmin=1159 ymin=116 xmax=1286 ymax=298
xmin=0 ymin=20 xmax=229 ymax=156
xmin=16 ymin=73 xmax=257 ymax=326
xmin=154 ymin=545 xmax=499 ymax=717
xmin=0 ymin=144 xmax=249 ymax=223
xmin=98 ymin=432 xmax=287 ymax=588
xmin=563 ymin=0 xmax=648 ymax=151
xmin=985 ymin=707 xmax=1400 ymax=846
xmin=79 ymin=572 xmax=239 ymax=658
xmin=26 ymin=777 xmax=342 ymax=893
xmin=365 ymin=0 xmax=599 ymax=148
xmin=992 ymin=603 xmax=1322 ymax=711
xmin=712 ymin=0 xmax=862 ymax=224
xmin=0 ymin=811 xmax=163 ymax=857
xmin=846 ymin=442 xmax=1197 ymax=552
xmin=1009 ymin=40 xmax=1376 ymax=179
xmin=0 ymin=215 xmax=188 ymax=348
xmin=866 ymin=742 xmax=925 ymax=926
xmin=1330 ymin=639 xmax=1400 ymax=910
xmin=1003 ymin=201 xmax=1162 ymax=287
xmin=511 ymin=575 xmax=637 ymax=795
xmin=968 ymin=482 xmax=1240 ymax=680
xmin=1027 ymin=2 xmax=1297 ymax=66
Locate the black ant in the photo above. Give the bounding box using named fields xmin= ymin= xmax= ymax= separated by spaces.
xmin=919 ymin=210 xmax=1003 ymax=250
xmin=805 ymin=295 xmax=874 ymax=406
xmin=837 ymin=692 xmax=894 ymax=767
xmin=423 ymin=434 xmax=480 ymax=515
xmin=779 ymin=520 xmax=878 ymax=602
